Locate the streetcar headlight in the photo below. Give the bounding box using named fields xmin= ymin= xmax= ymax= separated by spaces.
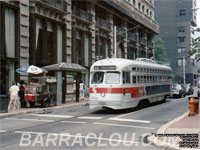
xmin=101 ymin=93 xmax=105 ymax=97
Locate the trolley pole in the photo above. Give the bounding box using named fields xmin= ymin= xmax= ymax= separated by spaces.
xmin=113 ymin=25 xmax=140 ymax=58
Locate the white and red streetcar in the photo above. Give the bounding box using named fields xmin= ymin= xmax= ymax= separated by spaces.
xmin=89 ymin=58 xmax=172 ymax=110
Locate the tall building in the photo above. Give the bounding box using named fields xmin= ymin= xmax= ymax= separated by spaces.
xmin=0 ymin=0 xmax=158 ymax=95
xmin=155 ymin=0 xmax=199 ymax=84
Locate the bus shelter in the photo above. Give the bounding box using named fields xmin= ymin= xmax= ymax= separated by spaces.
xmin=43 ymin=62 xmax=87 ymax=105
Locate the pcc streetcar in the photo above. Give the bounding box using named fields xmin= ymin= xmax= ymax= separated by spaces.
xmin=89 ymin=58 xmax=172 ymax=110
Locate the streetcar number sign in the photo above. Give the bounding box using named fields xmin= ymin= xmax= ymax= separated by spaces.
xmin=94 ymin=66 xmax=116 ymax=70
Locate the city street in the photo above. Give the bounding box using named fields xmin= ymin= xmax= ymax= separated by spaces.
xmin=0 ymin=94 xmax=193 ymax=150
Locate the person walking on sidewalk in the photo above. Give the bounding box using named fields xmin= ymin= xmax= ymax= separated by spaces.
xmin=8 ymin=81 xmax=19 ymax=110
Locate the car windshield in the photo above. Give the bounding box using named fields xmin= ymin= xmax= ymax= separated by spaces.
xmin=105 ymin=72 xmax=120 ymax=84
xmin=91 ymin=72 xmax=104 ymax=84
xmin=173 ymin=84 xmax=182 ymax=90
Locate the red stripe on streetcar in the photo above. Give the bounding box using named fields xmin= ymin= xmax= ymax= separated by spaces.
xmin=89 ymin=87 xmax=145 ymax=98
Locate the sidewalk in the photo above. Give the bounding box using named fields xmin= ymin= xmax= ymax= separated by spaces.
xmin=148 ymin=109 xmax=200 ymax=150
xmin=0 ymin=98 xmax=89 ymax=118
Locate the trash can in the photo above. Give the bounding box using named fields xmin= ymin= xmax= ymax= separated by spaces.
xmin=0 ymin=95 xmax=10 ymax=113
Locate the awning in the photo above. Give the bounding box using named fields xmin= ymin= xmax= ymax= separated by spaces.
xmin=43 ymin=62 xmax=87 ymax=72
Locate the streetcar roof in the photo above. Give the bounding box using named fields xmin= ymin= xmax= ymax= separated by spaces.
xmin=91 ymin=58 xmax=171 ymax=71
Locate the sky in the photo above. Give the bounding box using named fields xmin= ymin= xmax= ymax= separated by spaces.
xmin=197 ymin=0 xmax=200 ymax=27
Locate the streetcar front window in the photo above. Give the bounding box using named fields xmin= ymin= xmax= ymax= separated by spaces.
xmin=91 ymin=72 xmax=104 ymax=84
xmin=105 ymin=72 xmax=120 ymax=84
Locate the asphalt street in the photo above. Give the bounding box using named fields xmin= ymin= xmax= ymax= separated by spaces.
xmin=0 ymin=93 xmax=195 ymax=150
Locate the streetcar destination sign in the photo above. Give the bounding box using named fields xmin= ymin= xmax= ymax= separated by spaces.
xmin=94 ymin=66 xmax=116 ymax=70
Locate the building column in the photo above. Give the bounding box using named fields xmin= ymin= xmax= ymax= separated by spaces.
xmin=108 ymin=13 xmax=114 ymax=56
xmin=72 ymin=25 xmax=77 ymax=63
xmin=144 ymin=31 xmax=148 ymax=58
xmin=56 ymin=71 xmax=62 ymax=105
xmin=89 ymin=3 xmax=96 ymax=64
xmin=136 ymin=27 xmax=140 ymax=58
xmin=65 ymin=0 xmax=72 ymax=63
xmin=123 ymin=21 xmax=128 ymax=59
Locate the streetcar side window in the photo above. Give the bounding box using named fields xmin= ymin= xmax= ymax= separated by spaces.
xmin=105 ymin=72 xmax=120 ymax=84
xmin=91 ymin=72 xmax=104 ymax=84
xmin=123 ymin=72 xmax=130 ymax=84
xmin=132 ymin=67 xmax=136 ymax=71
xmin=132 ymin=76 xmax=137 ymax=84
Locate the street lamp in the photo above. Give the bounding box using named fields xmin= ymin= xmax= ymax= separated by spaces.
xmin=113 ymin=25 xmax=140 ymax=58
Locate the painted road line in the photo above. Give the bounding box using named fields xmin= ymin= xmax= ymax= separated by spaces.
xmin=5 ymin=118 xmax=54 ymax=122
xmin=0 ymin=130 xmax=7 ymax=133
xmin=94 ymin=122 xmax=156 ymax=130
xmin=28 ymin=114 xmax=74 ymax=119
xmin=13 ymin=131 xmax=139 ymax=144
xmin=61 ymin=121 xmax=87 ymax=124
xmin=15 ymin=131 xmax=46 ymax=135
xmin=108 ymin=118 xmax=151 ymax=124
xmin=78 ymin=116 xmax=104 ymax=120
xmin=116 ymin=109 xmax=145 ymax=119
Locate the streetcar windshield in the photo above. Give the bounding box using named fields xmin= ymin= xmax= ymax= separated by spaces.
xmin=105 ymin=72 xmax=120 ymax=84
xmin=91 ymin=72 xmax=104 ymax=84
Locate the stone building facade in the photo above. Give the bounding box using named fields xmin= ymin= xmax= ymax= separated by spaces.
xmin=0 ymin=0 xmax=158 ymax=95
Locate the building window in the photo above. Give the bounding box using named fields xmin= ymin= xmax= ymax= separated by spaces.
xmin=178 ymin=47 xmax=186 ymax=53
xmin=35 ymin=18 xmax=62 ymax=67
xmin=133 ymin=0 xmax=135 ymax=5
xmin=178 ymin=37 xmax=186 ymax=42
xmin=0 ymin=4 xmax=19 ymax=95
xmin=178 ymin=59 xmax=183 ymax=66
xmin=142 ymin=5 xmax=145 ymax=12
xmin=146 ymin=9 xmax=149 ymax=16
xmin=179 ymin=9 xmax=186 ymax=16
xmin=178 ymin=27 xmax=185 ymax=32
xmin=150 ymin=11 xmax=152 ymax=18
xmin=138 ymin=2 xmax=141 ymax=10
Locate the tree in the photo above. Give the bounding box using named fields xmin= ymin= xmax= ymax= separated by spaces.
xmin=188 ymin=28 xmax=200 ymax=61
xmin=154 ymin=37 xmax=167 ymax=64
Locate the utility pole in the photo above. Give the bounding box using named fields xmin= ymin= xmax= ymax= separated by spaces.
xmin=183 ymin=55 xmax=186 ymax=84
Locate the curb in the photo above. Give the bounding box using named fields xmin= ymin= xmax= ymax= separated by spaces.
xmin=147 ymin=111 xmax=189 ymax=150
xmin=0 ymin=101 xmax=89 ymax=118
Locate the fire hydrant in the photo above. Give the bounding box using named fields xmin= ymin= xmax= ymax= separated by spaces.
xmin=189 ymin=97 xmax=198 ymax=116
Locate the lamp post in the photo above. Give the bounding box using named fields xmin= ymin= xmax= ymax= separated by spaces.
xmin=113 ymin=25 xmax=140 ymax=58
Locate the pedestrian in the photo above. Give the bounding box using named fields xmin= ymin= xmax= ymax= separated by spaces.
xmin=79 ymin=80 xmax=84 ymax=100
xmin=8 ymin=81 xmax=19 ymax=110
xmin=83 ymin=81 xmax=86 ymax=98
xmin=72 ymin=80 xmax=76 ymax=101
xmin=18 ymin=80 xmax=26 ymax=108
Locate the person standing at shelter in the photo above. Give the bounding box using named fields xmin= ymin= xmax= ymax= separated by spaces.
xmin=8 ymin=81 xmax=19 ymax=110
xmin=79 ymin=80 xmax=84 ymax=100
xmin=72 ymin=80 xmax=76 ymax=101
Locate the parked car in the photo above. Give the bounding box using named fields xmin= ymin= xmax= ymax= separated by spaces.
xmin=171 ymin=84 xmax=186 ymax=98
xmin=183 ymin=84 xmax=194 ymax=95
